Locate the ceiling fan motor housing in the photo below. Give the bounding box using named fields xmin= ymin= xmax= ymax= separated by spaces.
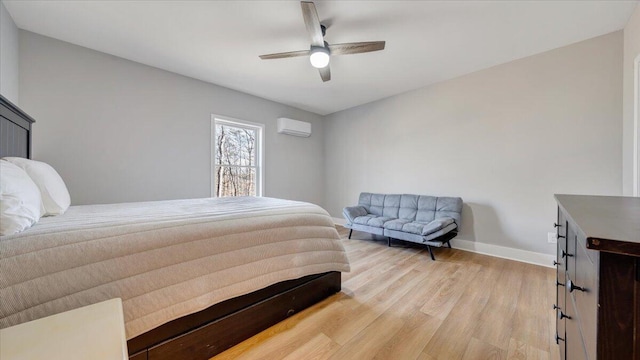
xmin=309 ymin=46 xmax=330 ymax=68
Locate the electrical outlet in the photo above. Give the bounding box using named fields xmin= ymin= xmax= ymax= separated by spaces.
xmin=548 ymin=232 xmax=557 ymax=244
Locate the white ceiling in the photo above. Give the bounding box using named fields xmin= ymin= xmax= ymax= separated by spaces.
xmin=4 ymin=1 xmax=638 ymax=115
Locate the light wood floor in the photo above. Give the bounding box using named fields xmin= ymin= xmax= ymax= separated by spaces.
xmin=213 ymin=227 xmax=560 ymax=360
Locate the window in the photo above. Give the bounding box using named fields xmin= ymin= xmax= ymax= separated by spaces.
xmin=212 ymin=116 xmax=263 ymax=197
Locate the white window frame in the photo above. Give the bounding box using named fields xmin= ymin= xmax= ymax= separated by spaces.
xmin=634 ymin=54 xmax=640 ymax=197
xmin=211 ymin=115 xmax=265 ymax=197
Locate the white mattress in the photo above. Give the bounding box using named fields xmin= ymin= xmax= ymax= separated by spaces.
xmin=0 ymin=197 xmax=350 ymax=339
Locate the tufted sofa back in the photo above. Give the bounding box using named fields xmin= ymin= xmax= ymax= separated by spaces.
xmin=357 ymin=192 xmax=463 ymax=224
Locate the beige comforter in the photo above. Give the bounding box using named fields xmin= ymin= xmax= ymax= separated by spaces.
xmin=0 ymin=197 xmax=350 ymax=339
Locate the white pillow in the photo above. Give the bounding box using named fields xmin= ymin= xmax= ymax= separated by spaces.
xmin=0 ymin=160 xmax=43 ymax=236
xmin=3 ymin=157 xmax=71 ymax=216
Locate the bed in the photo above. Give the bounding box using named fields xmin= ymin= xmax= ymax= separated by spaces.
xmin=0 ymin=94 xmax=350 ymax=360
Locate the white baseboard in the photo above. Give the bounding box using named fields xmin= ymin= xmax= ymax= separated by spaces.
xmin=450 ymin=238 xmax=555 ymax=268
xmin=332 ymin=217 xmax=554 ymax=268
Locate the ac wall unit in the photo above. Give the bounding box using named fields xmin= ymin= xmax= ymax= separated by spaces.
xmin=277 ymin=118 xmax=311 ymax=137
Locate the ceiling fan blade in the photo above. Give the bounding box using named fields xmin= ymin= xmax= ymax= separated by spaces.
xmin=301 ymin=1 xmax=325 ymax=47
xmin=319 ymin=65 xmax=331 ymax=82
xmin=328 ymin=41 xmax=386 ymax=56
xmin=259 ymin=49 xmax=310 ymax=60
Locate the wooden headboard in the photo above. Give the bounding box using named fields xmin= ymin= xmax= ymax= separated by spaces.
xmin=0 ymin=94 xmax=35 ymax=159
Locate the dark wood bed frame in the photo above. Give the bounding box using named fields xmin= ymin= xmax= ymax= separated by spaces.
xmin=0 ymin=95 xmax=35 ymax=158
xmin=0 ymin=94 xmax=342 ymax=360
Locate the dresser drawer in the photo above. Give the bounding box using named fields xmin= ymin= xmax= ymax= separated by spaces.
xmin=565 ymin=289 xmax=588 ymax=360
xmin=554 ymin=209 xmax=567 ymax=359
xmin=573 ymin=233 xmax=598 ymax=359
xmin=556 ymin=276 xmax=566 ymax=357
xmin=556 ymin=238 xmax=567 ymax=286
xmin=556 ymin=208 xmax=567 ymax=256
xmin=565 ymin=222 xmax=577 ymax=280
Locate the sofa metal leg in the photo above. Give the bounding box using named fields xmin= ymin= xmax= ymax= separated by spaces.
xmin=348 ymin=229 xmax=353 ymax=239
xmin=388 ymin=237 xmax=391 ymax=247
xmin=447 ymin=240 xmax=452 ymax=248
xmin=427 ymin=246 xmax=435 ymax=261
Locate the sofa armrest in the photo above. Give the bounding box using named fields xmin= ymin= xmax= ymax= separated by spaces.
xmin=421 ymin=217 xmax=456 ymax=236
xmin=343 ymin=206 xmax=368 ymax=223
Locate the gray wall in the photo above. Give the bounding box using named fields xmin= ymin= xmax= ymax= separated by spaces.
xmin=19 ymin=31 xmax=326 ymax=206
xmin=324 ymin=32 xmax=623 ymax=255
xmin=623 ymin=3 xmax=640 ymax=196
xmin=15 ymin=26 xmax=627 ymax=257
xmin=0 ymin=1 xmax=18 ymax=103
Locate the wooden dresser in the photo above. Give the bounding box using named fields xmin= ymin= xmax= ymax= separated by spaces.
xmin=554 ymin=195 xmax=640 ymax=360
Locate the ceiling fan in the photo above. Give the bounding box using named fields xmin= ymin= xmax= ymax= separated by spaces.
xmin=259 ymin=1 xmax=386 ymax=82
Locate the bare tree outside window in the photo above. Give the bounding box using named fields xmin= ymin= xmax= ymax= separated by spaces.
xmin=214 ymin=120 xmax=261 ymax=197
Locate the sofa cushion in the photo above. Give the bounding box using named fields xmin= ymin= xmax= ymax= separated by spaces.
xmin=368 ymin=216 xmax=393 ymax=227
xmin=434 ymin=197 xmax=464 ymax=224
xmin=398 ymin=194 xmax=418 ymax=220
xmin=420 ymin=217 xmax=455 ymax=235
xmin=401 ymin=217 xmax=456 ymax=236
xmin=382 ymin=194 xmax=401 ymax=218
xmin=353 ymin=215 xmax=393 ymax=228
xmin=382 ymin=218 xmax=411 ymax=231
xmin=358 ymin=193 xmax=372 ymax=212
xmin=343 ymin=206 xmax=368 ymax=223
xmin=369 ymin=193 xmax=385 ymax=216
xmin=353 ymin=215 xmax=375 ymax=225
xmin=401 ymin=221 xmax=428 ymax=235
xmin=422 ymin=222 xmax=458 ymax=242
xmin=416 ymin=196 xmax=438 ymax=223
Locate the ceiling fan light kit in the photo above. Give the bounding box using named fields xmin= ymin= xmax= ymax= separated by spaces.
xmin=309 ymin=46 xmax=330 ymax=68
xmin=259 ymin=1 xmax=385 ymax=82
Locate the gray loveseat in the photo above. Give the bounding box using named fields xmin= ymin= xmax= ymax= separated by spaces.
xmin=343 ymin=192 xmax=463 ymax=260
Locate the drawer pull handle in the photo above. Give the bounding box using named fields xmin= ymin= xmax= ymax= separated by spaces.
xmin=553 ymin=261 xmax=562 ymax=266
xmin=558 ymin=234 xmax=566 ymax=239
xmin=554 ymin=223 xmax=562 ymax=228
xmin=561 ymin=250 xmax=573 ymax=258
xmin=568 ymin=280 xmax=586 ymax=293
xmin=555 ymin=333 xmax=565 ymax=343
xmin=558 ymin=311 xmax=571 ymax=320
xmin=556 ymin=280 xmax=565 ymax=287
xmin=553 ymin=304 xmax=560 ymax=310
